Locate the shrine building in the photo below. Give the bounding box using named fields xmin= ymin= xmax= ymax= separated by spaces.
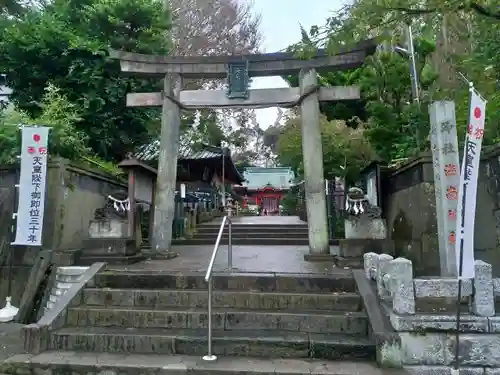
xmin=234 ymin=167 xmax=295 ymax=214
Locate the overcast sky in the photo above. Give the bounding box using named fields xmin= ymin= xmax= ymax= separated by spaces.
xmin=249 ymin=0 xmax=345 ymax=129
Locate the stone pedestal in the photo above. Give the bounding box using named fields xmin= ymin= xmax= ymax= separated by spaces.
xmin=89 ymin=219 xmax=130 ymax=238
xmin=77 ymin=218 xmax=144 ymax=266
xmin=335 ymin=218 xmax=393 ymax=268
xmin=345 ymin=218 xmax=387 ymax=240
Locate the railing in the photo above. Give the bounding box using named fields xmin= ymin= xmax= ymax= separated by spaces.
xmin=202 ymin=212 xmax=233 ymax=361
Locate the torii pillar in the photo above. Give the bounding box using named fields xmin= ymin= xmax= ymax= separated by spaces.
xmin=152 ymin=74 xmax=182 ymax=255
xmin=299 ymin=68 xmax=329 ymax=256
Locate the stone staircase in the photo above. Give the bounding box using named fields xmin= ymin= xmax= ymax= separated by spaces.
xmin=1 ymin=269 xmax=386 ymax=375
xmin=172 ymin=221 xmax=339 ymax=246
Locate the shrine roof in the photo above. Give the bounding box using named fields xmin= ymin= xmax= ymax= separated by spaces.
xmin=132 ymin=139 xmax=244 ymax=184
xmin=242 ymin=167 xmax=295 ymax=190
xmin=134 ymin=140 xmax=224 ymax=161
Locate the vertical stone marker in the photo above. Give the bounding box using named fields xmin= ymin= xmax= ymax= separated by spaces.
xmin=429 ymin=101 xmax=460 ymax=276
xmin=299 ymin=68 xmax=329 ymax=254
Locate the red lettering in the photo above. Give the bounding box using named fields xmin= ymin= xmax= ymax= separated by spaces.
xmin=444 ymin=164 xmax=457 ymax=177
xmin=474 ymin=128 xmax=484 ymax=140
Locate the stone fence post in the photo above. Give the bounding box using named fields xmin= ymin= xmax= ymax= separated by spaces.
xmin=376 ymin=254 xmax=393 ymax=300
xmin=472 ymin=260 xmax=495 ymax=317
xmin=364 ymin=253 xmax=497 ymax=317
xmin=389 ymin=257 xmax=415 ymax=315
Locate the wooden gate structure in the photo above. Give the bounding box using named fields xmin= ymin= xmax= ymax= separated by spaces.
xmin=109 ymin=38 xmax=377 ymax=258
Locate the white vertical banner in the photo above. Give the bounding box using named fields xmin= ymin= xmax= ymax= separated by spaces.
xmin=12 ymin=126 xmax=49 ymax=246
xmin=429 ymin=101 xmax=461 ymax=276
xmin=455 ymin=90 xmax=486 ymax=279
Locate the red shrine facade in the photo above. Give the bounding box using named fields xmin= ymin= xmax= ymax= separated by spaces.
xmin=234 ymin=167 xmax=295 ymax=214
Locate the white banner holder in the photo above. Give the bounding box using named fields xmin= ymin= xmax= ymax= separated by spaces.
xmin=0 ymin=296 xmax=19 ymax=323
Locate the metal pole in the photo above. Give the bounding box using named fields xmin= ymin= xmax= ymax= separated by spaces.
xmin=7 ymin=140 xmax=20 ymax=303
xmin=202 ymin=277 xmax=217 ymax=361
xmin=227 ymin=209 xmax=233 ymax=270
xmin=452 ymin=80 xmax=474 ymax=375
xmin=221 ymin=148 xmax=226 ymax=209
xmin=406 ymin=23 xmax=421 ymax=149
xmin=406 ymin=24 xmax=420 ymax=105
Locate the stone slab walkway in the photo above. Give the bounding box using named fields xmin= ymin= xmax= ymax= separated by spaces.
xmin=3 ymin=351 xmax=397 ymax=375
xmin=109 ymin=215 xmax=339 ymax=275
xmin=108 ymin=244 xmax=340 ymax=274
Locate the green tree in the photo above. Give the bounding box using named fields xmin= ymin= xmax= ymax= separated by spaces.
xmin=297 ymin=0 xmax=500 ymax=156
xmin=0 ymin=84 xmax=90 ymax=164
xmin=0 ymin=0 xmax=169 ymax=161
xmin=275 ymin=116 xmax=375 ymax=185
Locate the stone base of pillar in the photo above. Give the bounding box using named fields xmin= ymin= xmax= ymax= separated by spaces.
xmin=333 ymin=238 xmax=395 ymax=268
xmin=303 ymin=253 xmax=336 ymax=262
xmin=77 ymin=238 xmax=145 ymax=266
xmin=140 ymin=248 xmax=179 ymax=260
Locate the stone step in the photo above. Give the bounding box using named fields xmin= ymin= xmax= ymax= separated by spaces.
xmin=199 ymin=224 xmax=308 ymax=230
xmin=1 ymin=352 xmax=392 ymax=375
xmin=66 ymin=306 xmax=368 ymax=334
xmin=94 ymin=271 xmax=357 ymax=293
xmin=193 ymin=231 xmax=309 ymax=239
xmin=172 ymin=238 xmax=340 ymax=246
xmin=82 ymin=288 xmax=362 ymax=311
xmin=48 ymin=327 xmax=376 ymax=360
xmin=75 ymin=253 xmax=145 ymax=266
xmin=81 ymin=238 xmax=136 ymax=254
xmin=196 ymin=228 xmax=307 ymax=234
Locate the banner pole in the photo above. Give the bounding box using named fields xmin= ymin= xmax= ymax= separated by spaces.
xmin=6 ymin=170 xmax=18 ymax=299
xmin=452 ymin=82 xmax=473 ymax=375
xmin=452 ymin=79 xmax=487 ymax=375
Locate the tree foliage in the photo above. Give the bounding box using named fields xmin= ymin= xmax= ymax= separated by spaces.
xmin=0 ymin=0 xmax=168 ymax=161
xmin=0 ymin=0 xmax=263 ymax=164
xmin=169 ymin=0 xmax=261 ymax=56
xmin=168 ymin=0 xmax=262 ymax=160
xmin=276 ymin=116 xmax=375 ymax=185
xmin=274 ymin=0 xmax=500 ymax=181
xmin=0 ymin=84 xmax=90 ymax=165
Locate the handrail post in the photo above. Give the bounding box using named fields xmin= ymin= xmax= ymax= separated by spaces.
xmin=202 ymin=276 xmax=216 ymax=361
xmin=227 ymin=215 xmax=232 ymax=269
xmin=202 ymin=215 xmax=227 ymax=362
xmin=227 ymin=201 xmax=233 ymax=270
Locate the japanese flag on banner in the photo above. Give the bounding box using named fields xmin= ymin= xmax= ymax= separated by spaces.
xmin=12 ymin=126 xmax=49 ymax=246
xmin=455 ymin=90 xmax=487 ymax=279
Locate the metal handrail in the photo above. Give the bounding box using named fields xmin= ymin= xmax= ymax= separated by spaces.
xmin=205 ymin=215 xmax=228 ymax=282
xmin=202 ymin=213 xmax=232 ymax=362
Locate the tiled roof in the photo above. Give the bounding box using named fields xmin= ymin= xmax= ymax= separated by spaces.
xmin=134 ymin=139 xmax=224 ymax=161
xmin=132 ymin=139 xmax=245 ymax=185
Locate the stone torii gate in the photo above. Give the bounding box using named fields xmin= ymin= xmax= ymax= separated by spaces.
xmin=109 ymin=39 xmax=377 ymax=258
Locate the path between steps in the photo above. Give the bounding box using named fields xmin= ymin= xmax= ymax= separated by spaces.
xmin=108 ymin=245 xmax=341 ymax=274
xmin=3 ymin=351 xmax=401 ymax=375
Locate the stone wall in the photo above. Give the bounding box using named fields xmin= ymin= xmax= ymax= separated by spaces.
xmin=0 ymin=159 xmax=125 ymax=306
xmin=383 ymin=146 xmax=500 ymax=276
xmin=364 ymin=252 xmax=500 ymax=374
